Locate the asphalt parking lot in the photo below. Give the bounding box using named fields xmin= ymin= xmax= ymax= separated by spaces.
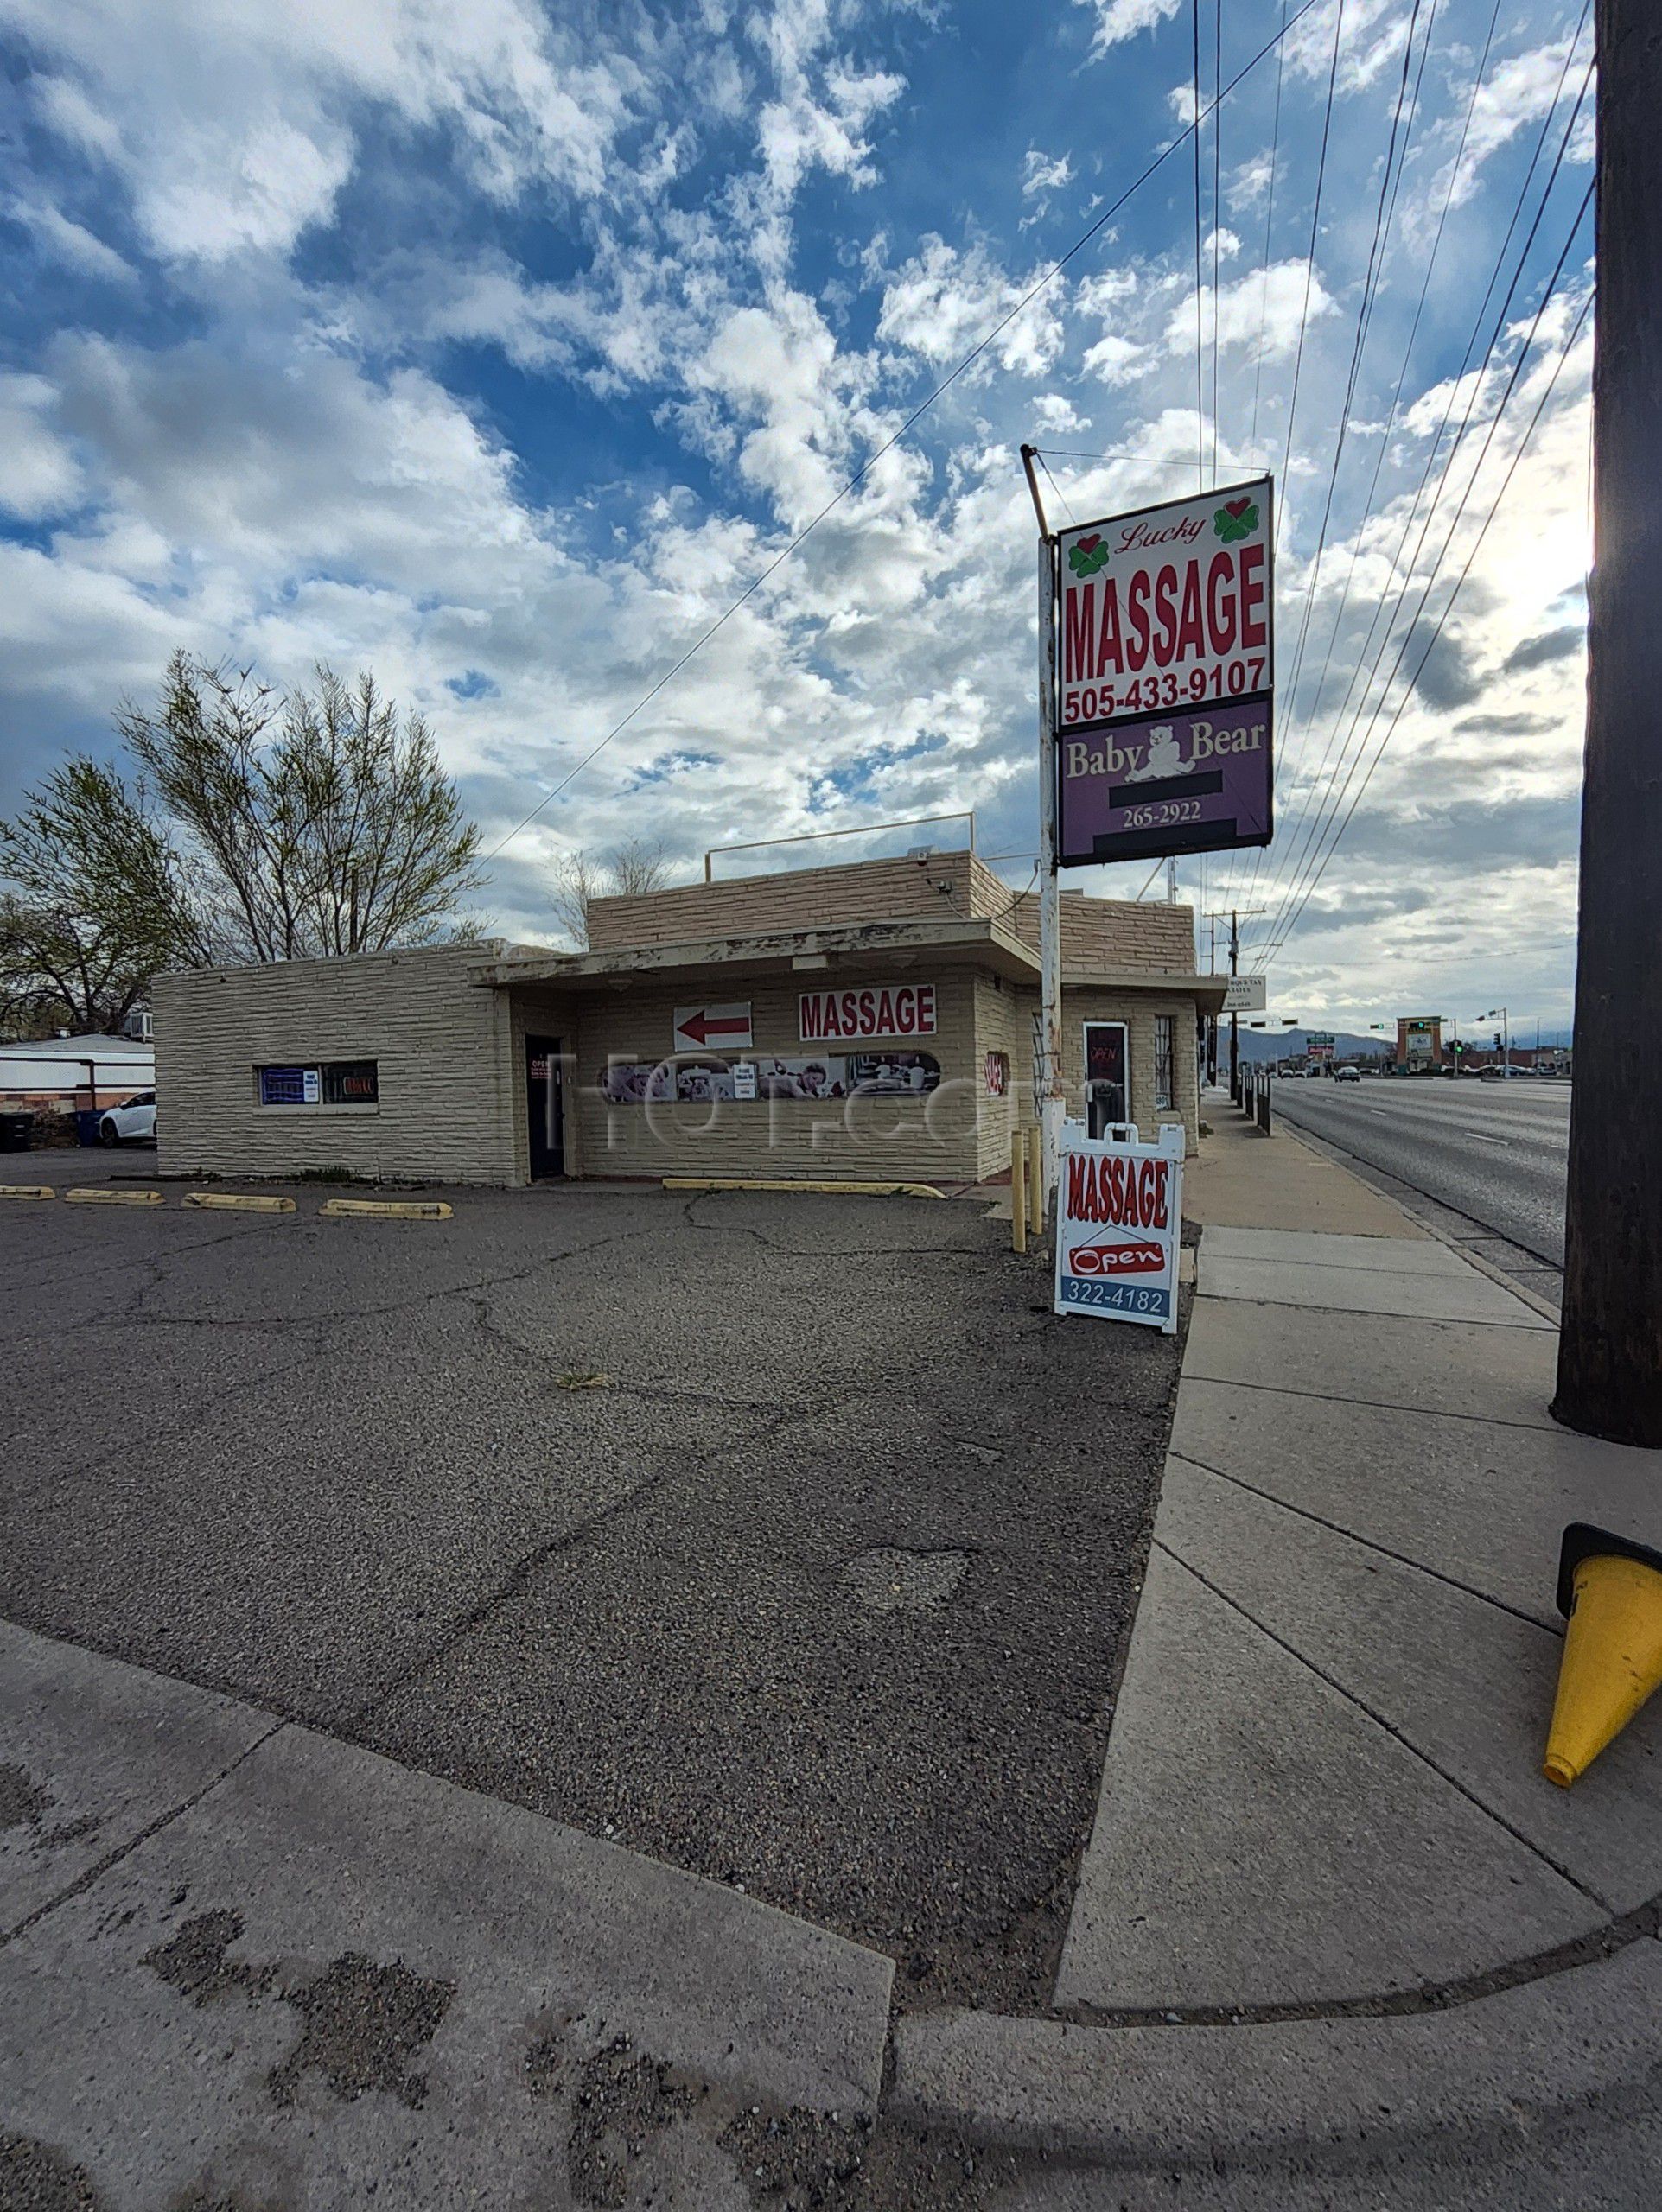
xmin=0 ymin=1166 xmax=1182 ymax=2011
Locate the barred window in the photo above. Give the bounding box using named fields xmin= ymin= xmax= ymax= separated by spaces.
xmin=1153 ymin=1017 xmax=1175 ymax=1112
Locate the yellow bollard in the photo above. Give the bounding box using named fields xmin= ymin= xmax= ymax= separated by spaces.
xmin=1027 ymin=1121 xmax=1044 ymax=1232
xmin=1010 ymin=1125 xmax=1027 ymax=1255
xmin=1543 ymin=1525 xmax=1662 ymax=1788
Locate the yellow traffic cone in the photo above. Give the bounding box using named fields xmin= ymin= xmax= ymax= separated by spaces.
xmin=1544 ymin=1524 xmax=1662 ymax=1789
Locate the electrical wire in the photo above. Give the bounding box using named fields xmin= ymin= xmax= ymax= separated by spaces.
xmin=1239 ymin=0 xmax=1429 ymax=910
xmin=482 ymin=0 xmax=1332 ymax=863
xmin=1251 ymin=0 xmax=1289 ymax=448
xmin=1192 ymin=0 xmax=1206 ymax=490
xmin=1264 ymin=281 xmax=1592 ymax=957
xmin=1264 ymin=0 xmax=1503 ymax=844
xmin=1253 ymin=198 xmax=1594 ymax=965
xmin=1252 ymin=54 xmax=1594 ymax=937
xmin=1275 ymin=0 xmax=1347 ymax=558
xmin=1212 ymin=0 xmax=1223 ymax=485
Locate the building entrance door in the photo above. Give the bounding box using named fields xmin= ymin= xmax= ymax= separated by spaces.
xmin=525 ymin=1034 xmax=564 ymax=1179
xmin=1083 ymin=1020 xmax=1130 ymax=1138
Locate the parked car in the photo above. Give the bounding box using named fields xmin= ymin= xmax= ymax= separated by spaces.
xmin=1334 ymin=1064 xmax=1361 ymax=1084
xmin=99 ymin=1090 xmax=156 ymax=1144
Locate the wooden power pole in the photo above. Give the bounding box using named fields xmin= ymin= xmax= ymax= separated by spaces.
xmin=1553 ymin=0 xmax=1662 ymax=1446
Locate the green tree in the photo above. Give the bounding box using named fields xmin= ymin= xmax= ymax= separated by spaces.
xmin=0 ymin=760 xmax=199 ymax=1035
xmin=118 ymin=654 xmax=484 ymax=962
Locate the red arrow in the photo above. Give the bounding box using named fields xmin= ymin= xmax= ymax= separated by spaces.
xmin=678 ymin=1010 xmax=749 ymax=1046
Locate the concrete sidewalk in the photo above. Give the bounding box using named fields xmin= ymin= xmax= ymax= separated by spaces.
xmin=893 ymin=1107 xmax=1662 ymax=2199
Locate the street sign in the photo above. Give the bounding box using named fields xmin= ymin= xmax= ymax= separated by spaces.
xmin=731 ymin=1062 xmax=758 ymax=1101
xmin=1054 ymin=1122 xmax=1184 ymax=1334
xmin=672 ymin=1002 xmax=753 ymax=1052
xmin=1309 ymin=1032 xmax=1335 ymax=1062
xmin=1054 ymin=476 xmax=1274 ymax=867
xmin=1222 ymin=974 xmax=1267 ymax=1013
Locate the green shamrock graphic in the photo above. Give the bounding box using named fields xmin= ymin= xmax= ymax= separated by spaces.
xmin=1213 ymin=497 xmax=1259 ymax=543
xmin=1067 ymin=531 xmax=1109 ymax=577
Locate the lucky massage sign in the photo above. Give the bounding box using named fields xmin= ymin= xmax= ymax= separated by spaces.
xmin=1054 ymin=477 xmax=1275 ymax=867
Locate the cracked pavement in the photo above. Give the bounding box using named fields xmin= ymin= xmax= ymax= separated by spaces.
xmin=0 ymin=1172 xmax=1181 ymax=2012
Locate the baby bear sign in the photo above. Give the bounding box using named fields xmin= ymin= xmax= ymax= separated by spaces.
xmin=1054 ymin=476 xmax=1274 ymax=867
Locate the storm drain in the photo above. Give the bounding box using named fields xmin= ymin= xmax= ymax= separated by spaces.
xmin=842 ymin=1547 xmax=969 ymax=1618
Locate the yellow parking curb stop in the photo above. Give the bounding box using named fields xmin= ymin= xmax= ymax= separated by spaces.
xmin=66 ymin=1187 xmax=164 ymax=1205
xmin=181 ymin=1192 xmax=296 ymax=1213
xmin=0 ymin=1185 xmax=54 ymax=1200
xmin=319 ymin=1197 xmax=453 ymax=1220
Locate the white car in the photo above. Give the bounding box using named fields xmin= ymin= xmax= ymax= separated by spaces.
xmin=1333 ymin=1064 xmax=1361 ymax=1084
xmin=99 ymin=1090 xmax=156 ymax=1144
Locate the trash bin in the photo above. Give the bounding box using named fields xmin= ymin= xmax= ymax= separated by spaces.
xmin=75 ymin=1109 xmax=103 ymax=1147
xmin=0 ymin=1111 xmax=35 ymax=1153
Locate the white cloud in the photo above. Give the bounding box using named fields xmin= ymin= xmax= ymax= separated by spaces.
xmin=1165 ymin=260 xmax=1334 ymax=360
xmin=8 ymin=0 xmax=640 ymax=261
xmin=1033 ymin=393 xmax=1090 ymax=434
xmin=0 ymin=375 xmax=86 ymax=519
xmin=876 ymin=237 xmax=1064 ymax=378
xmin=7 ymin=195 xmax=135 ymax=283
xmin=1075 ymin=0 xmax=1182 ymax=60
xmin=1022 ymin=150 xmax=1073 ymax=197
xmin=1082 ymin=333 xmax=1151 ymax=386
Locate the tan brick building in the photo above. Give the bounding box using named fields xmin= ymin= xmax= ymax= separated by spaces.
xmin=153 ymin=852 xmax=1225 ymax=1188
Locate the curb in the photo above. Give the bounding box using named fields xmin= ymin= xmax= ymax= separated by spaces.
xmin=181 ymin=1193 xmax=297 ymax=1214
xmin=888 ymin=1939 xmax=1662 ymax=2163
xmin=318 ymin=1197 xmax=453 ymax=1221
xmin=64 ymin=1187 xmax=163 ymax=1206
xmin=665 ymin=1177 xmax=945 ymax=1199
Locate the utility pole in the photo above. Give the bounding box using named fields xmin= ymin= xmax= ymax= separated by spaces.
xmin=1230 ymin=909 xmax=1240 ymax=1103
xmin=1021 ymin=445 xmax=1066 ymax=1211
xmin=1555 ymin=0 xmax=1662 ymax=1448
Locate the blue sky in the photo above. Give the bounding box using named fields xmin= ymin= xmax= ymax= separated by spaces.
xmin=0 ymin=0 xmax=1593 ymax=1027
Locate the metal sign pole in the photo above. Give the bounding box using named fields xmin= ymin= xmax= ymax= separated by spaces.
xmin=1037 ymin=533 xmax=1065 ymax=1205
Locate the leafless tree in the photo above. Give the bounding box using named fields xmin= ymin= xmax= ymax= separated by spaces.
xmin=550 ymin=834 xmax=672 ymax=948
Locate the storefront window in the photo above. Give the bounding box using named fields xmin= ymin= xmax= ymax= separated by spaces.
xmin=1154 ymin=1017 xmax=1174 ymax=1112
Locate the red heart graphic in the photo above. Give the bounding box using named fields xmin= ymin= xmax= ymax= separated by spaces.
xmin=1077 ymin=532 xmax=1102 ymax=552
xmin=1225 ymin=498 xmax=1250 ymax=518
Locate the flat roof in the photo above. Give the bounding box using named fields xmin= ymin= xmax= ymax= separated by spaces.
xmin=472 ymin=917 xmax=1229 ymax=1012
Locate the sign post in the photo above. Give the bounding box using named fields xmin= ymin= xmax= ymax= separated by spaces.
xmin=1054 ymin=1122 xmax=1185 ymax=1333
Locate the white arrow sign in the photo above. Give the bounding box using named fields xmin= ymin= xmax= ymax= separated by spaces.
xmin=673 ymin=1002 xmax=753 ymax=1052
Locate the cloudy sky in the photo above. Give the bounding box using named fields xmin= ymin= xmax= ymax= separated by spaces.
xmin=0 ymin=0 xmax=1594 ymax=1031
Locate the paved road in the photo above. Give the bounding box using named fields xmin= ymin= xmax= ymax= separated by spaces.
xmin=1268 ymin=1078 xmax=1570 ymax=1291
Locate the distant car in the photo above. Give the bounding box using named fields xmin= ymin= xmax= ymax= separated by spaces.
xmin=99 ymin=1090 xmax=156 ymax=1145
xmin=1333 ymin=1064 xmax=1361 ymax=1084
xmin=1478 ymin=1065 xmax=1517 ymax=1080
xmin=1305 ymin=1065 xmax=1324 ymax=1077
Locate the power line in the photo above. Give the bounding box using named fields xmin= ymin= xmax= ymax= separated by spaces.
xmin=1274 ymin=0 xmax=1347 ymax=560
xmin=1250 ymin=0 xmax=1289 ymax=449
xmin=1264 ymin=282 xmax=1593 ymax=958
xmin=1239 ymin=0 xmax=1430 ymax=912
xmin=1254 ymin=200 xmax=1594 ymax=963
xmin=1212 ymin=0 xmax=1223 ymax=484
xmin=483 ymin=0 xmax=1331 ymax=863
xmin=1192 ymin=0 xmax=1206 ymax=491
xmin=1251 ymin=26 xmax=1594 ymax=928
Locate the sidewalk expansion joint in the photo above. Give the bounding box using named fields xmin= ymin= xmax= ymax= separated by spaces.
xmin=0 ymin=1716 xmax=288 ymax=1948
xmin=1197 ymin=1292 xmax=1548 ymax=1332
xmin=1172 ymin=1450 xmax=1559 ymax=1633
xmin=1179 ymin=1370 xmax=1564 ymax=1439
xmin=1154 ymin=1541 xmax=1615 ymax=1916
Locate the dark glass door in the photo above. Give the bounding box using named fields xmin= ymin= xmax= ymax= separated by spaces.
xmin=525 ymin=1035 xmax=564 ymax=1179
xmin=1084 ymin=1021 xmax=1129 ymax=1138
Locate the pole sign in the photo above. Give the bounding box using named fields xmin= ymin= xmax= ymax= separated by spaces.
xmin=1054 ymin=476 xmax=1274 ymax=867
xmin=1309 ymin=1032 xmax=1335 ymax=1062
xmin=1222 ymin=974 xmax=1267 ymax=1013
xmin=1054 ymin=1122 xmax=1185 ymax=1333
